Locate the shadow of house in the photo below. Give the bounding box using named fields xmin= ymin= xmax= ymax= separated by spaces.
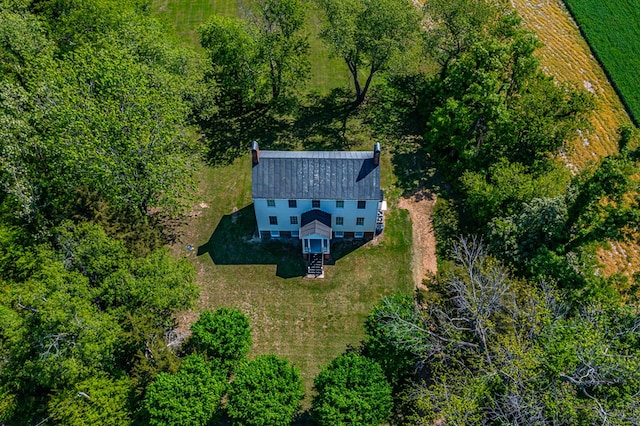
xmin=197 ymin=204 xmax=372 ymax=277
xmin=197 ymin=204 xmax=305 ymax=278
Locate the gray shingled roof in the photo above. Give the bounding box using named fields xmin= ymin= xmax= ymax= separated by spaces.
xmin=252 ymin=151 xmax=381 ymax=200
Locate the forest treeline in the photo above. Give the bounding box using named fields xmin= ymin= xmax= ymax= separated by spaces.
xmin=1 ymin=0 xmax=205 ymax=422
xmin=1 ymin=0 xmax=639 ymax=424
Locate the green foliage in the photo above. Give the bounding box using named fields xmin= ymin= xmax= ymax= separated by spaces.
xmin=48 ymin=375 xmax=133 ymax=426
xmin=363 ymin=294 xmax=417 ymax=388
xmin=488 ymin=195 xmax=568 ymax=266
xmin=563 ymin=0 xmax=640 ymax=124
xmin=422 ymin=0 xmax=506 ymax=75
xmin=312 ymin=352 xmax=393 ymax=425
xmin=200 ymin=0 xmax=309 ymax=107
xmin=226 ymin=354 xmax=304 ymax=425
xmin=144 ymin=354 xmax=227 ymax=426
xmin=461 ymin=159 xmax=570 ymax=226
xmin=431 ymin=196 xmax=460 ymax=259
xmin=199 ymin=15 xmax=264 ymax=108
xmin=0 ymin=248 xmax=123 ymax=420
xmin=379 ymin=239 xmax=640 ymax=425
xmin=54 ymin=221 xmax=198 ymax=326
xmin=102 ymin=249 xmax=198 ymax=325
xmin=0 ymin=221 xmax=197 ymax=423
xmin=0 ymin=0 xmax=203 ymax=227
xmin=422 ymin=5 xmax=593 ymax=174
xmin=567 ymin=154 xmax=639 ymax=247
xmin=317 ymin=0 xmax=421 ymax=104
xmin=249 ymin=0 xmax=310 ymax=100
xmin=189 ymin=308 xmax=252 ymax=363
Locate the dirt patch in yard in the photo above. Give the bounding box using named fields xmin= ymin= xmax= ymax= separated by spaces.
xmin=398 ymin=190 xmax=438 ymax=291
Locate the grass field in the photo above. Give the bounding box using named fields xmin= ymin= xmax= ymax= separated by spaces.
xmin=563 ymin=0 xmax=640 ymax=126
xmin=153 ymin=1 xmax=414 ymax=400
xmin=151 ymin=0 xmax=348 ymax=94
xmin=172 ymin=150 xmax=413 ymax=400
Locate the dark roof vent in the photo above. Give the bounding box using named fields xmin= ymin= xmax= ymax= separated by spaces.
xmin=373 ymin=142 xmax=381 ymax=166
xmin=251 ymin=141 xmax=260 ymax=166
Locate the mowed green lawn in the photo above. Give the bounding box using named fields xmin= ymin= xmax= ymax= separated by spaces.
xmin=153 ymin=0 xmax=414 ymax=398
xmin=151 ymin=0 xmax=349 ymax=93
xmin=563 ymin=0 xmax=640 ymax=125
xmin=175 ymin=152 xmax=413 ymax=398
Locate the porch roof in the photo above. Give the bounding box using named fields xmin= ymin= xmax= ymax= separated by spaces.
xmin=300 ymin=210 xmax=332 ymax=239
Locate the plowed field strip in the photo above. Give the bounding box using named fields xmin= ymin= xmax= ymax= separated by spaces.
xmin=511 ymin=0 xmax=637 ymax=280
xmin=511 ymin=0 xmax=631 ymax=169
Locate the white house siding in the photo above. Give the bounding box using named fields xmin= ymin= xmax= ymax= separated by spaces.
xmin=254 ymin=198 xmax=379 ymax=235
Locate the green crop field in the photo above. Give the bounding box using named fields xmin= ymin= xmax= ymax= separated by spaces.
xmin=151 ymin=0 xmax=348 ymax=93
xmin=563 ymin=0 xmax=640 ymax=125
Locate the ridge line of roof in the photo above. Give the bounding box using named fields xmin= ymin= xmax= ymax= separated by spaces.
xmin=258 ymin=150 xmax=372 ymax=157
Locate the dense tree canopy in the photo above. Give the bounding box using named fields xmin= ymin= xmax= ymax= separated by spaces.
xmin=0 ymin=221 xmax=197 ymax=423
xmin=370 ymin=239 xmax=640 ymax=425
xmin=189 ymin=308 xmax=252 ymax=364
xmin=312 ymin=352 xmax=393 ymax=425
xmin=200 ymin=0 xmax=309 ymax=108
xmin=0 ymin=0 xmax=204 ymax=228
xmin=1 ymin=0 xmax=639 ymax=423
xmin=143 ymin=355 xmax=227 ymax=426
xmin=200 ymin=15 xmax=263 ymax=108
xmin=227 ymin=355 xmax=304 ymax=425
xmin=422 ymin=9 xmax=593 ymax=174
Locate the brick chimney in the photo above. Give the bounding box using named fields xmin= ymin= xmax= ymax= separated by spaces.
xmin=373 ymin=142 xmax=381 ymax=166
xmin=251 ymin=141 xmax=260 ymax=166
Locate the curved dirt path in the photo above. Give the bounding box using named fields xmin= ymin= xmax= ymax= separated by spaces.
xmin=399 ymin=190 xmax=438 ymax=290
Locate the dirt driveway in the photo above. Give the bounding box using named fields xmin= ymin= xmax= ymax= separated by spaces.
xmin=398 ymin=190 xmax=438 ymax=290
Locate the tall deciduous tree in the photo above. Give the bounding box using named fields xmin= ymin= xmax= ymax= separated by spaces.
xmin=188 ymin=308 xmax=252 ymax=364
xmin=200 ymin=0 xmax=310 ymax=107
xmin=0 ymin=1 xmax=203 ymax=226
xmin=0 ymin=221 xmax=198 ymax=423
xmin=248 ymin=0 xmax=310 ymax=100
xmin=317 ymin=0 xmax=420 ymax=105
xmin=312 ymin=352 xmax=393 ymax=425
xmin=422 ymin=4 xmax=592 ymax=174
xmin=199 ymin=15 xmax=264 ymax=109
xmin=363 ymin=294 xmax=418 ymax=389
xmin=227 ymin=355 xmax=304 ymax=425
xmin=143 ymin=355 xmax=227 ymax=426
xmin=422 ymin=0 xmax=506 ymax=78
xmin=371 ymin=239 xmax=640 ymax=425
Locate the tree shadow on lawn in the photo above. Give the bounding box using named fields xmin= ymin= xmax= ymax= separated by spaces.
xmin=390 ymin=136 xmax=451 ymax=198
xmin=197 ymin=204 xmax=371 ymax=277
xmin=201 ymin=88 xmax=358 ymax=166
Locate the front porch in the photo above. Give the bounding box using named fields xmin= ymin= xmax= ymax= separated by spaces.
xmin=300 ymin=210 xmax=331 ymax=278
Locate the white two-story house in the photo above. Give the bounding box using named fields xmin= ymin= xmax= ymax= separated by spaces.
xmin=251 ymin=142 xmax=383 ymax=274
